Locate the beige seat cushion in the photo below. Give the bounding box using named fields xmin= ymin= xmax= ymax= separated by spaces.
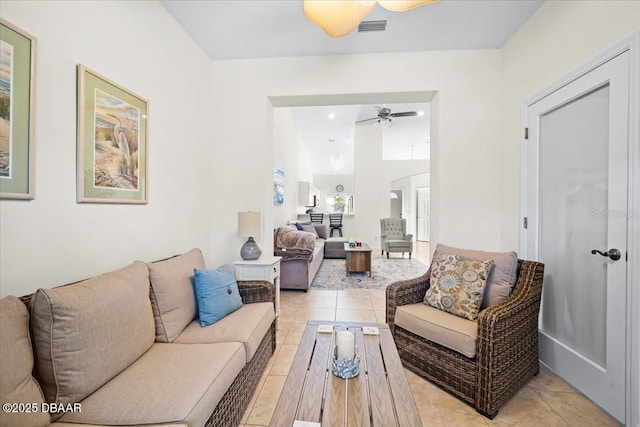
xmin=148 ymin=248 xmax=205 ymax=342
xmin=395 ymin=303 xmax=478 ymax=358
xmin=175 ymin=302 xmax=274 ymax=363
xmin=59 ymin=342 xmax=245 ymax=427
xmin=387 ymin=240 xmax=411 ymax=249
xmin=435 ymin=244 xmax=518 ymax=309
xmin=30 ymin=261 xmax=155 ymax=413
xmin=0 ymin=296 xmax=50 ymax=427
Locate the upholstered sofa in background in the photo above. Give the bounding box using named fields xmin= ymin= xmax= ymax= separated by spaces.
xmin=275 ymin=224 xmax=327 ymax=291
xmin=274 ymin=222 xmax=351 ymax=291
xmin=0 ymin=248 xmax=276 ymax=427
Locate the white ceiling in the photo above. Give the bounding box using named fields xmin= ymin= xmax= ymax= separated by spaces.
xmin=161 ymin=0 xmax=544 ymax=61
xmin=161 ymin=0 xmax=543 ymax=176
xmin=291 ymin=103 xmax=430 ymax=175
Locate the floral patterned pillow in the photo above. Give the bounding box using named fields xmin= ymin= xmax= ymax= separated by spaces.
xmin=423 ymin=253 xmax=494 ymax=321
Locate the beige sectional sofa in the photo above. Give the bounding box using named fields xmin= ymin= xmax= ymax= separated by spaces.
xmin=0 ymin=248 xmax=276 ymax=427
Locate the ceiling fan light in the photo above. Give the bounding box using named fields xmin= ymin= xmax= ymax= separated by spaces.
xmin=330 ymin=154 xmax=345 ymax=171
xmin=378 ymin=118 xmax=392 ymax=128
xmin=303 ymin=0 xmax=377 ymax=38
xmin=377 ymin=0 xmax=439 ymax=12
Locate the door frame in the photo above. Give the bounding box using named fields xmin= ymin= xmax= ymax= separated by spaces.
xmin=519 ymin=32 xmax=640 ymax=427
xmin=416 ymin=187 xmax=430 ymax=242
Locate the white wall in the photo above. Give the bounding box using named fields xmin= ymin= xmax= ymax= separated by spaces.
xmin=351 ymin=125 xmax=428 ymax=247
xmin=0 ymin=1 xmax=214 ymax=297
xmin=273 ymin=108 xmax=307 ymax=227
xmin=211 ymin=49 xmax=503 ymax=258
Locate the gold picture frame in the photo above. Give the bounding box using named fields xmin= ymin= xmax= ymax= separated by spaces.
xmin=0 ymin=19 xmax=36 ymax=200
xmin=77 ymin=65 xmax=148 ymax=204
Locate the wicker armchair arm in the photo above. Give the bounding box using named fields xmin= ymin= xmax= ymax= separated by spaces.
xmin=385 ymin=269 xmax=431 ymax=333
xmin=477 ymin=260 xmax=544 ymax=340
xmin=237 ymin=280 xmax=275 ymax=305
xmin=474 ymin=260 xmax=545 ymax=414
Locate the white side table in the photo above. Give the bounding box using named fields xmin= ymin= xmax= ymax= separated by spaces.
xmin=233 ymin=256 xmax=282 ymax=318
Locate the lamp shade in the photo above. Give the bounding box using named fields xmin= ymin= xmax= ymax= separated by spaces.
xmin=378 ymin=0 xmax=438 ymax=12
xmin=303 ymin=0 xmax=439 ymax=38
xmin=238 ymin=212 xmax=262 ymax=237
xmin=303 ymin=0 xmax=377 ymax=38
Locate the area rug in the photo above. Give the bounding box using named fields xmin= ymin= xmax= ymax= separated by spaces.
xmin=310 ymin=254 xmax=429 ymax=290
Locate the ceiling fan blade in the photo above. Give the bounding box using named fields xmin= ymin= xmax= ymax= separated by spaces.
xmin=390 ymin=111 xmax=417 ymax=118
xmin=355 ymin=117 xmax=379 ymax=124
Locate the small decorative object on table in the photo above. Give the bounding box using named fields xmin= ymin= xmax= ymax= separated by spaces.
xmin=332 ymin=330 xmax=360 ymax=379
xmin=348 ymin=238 xmax=356 ymax=248
xmin=238 ymin=211 xmax=262 ymax=260
xmin=332 ymin=346 xmax=360 ymax=379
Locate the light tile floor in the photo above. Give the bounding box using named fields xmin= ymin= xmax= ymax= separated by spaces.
xmin=239 ymin=242 xmax=620 ymax=426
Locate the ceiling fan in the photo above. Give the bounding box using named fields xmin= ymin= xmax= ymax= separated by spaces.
xmin=355 ymin=106 xmax=417 ymax=127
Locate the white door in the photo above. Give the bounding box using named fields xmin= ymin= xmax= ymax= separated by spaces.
xmin=417 ymin=187 xmax=430 ymax=241
xmin=390 ymin=189 xmax=403 ymax=219
xmin=524 ymin=52 xmax=629 ymax=422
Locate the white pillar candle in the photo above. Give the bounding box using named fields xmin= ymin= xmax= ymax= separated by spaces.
xmin=336 ymin=330 xmax=355 ymax=360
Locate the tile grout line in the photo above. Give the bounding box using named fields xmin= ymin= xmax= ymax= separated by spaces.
xmin=527 ymin=385 xmax=573 ymax=426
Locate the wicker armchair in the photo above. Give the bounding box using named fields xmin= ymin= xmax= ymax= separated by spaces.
xmin=386 ymin=259 xmax=544 ymax=418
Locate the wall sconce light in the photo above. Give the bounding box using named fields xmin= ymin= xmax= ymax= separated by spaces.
xmin=238 ymin=211 xmax=262 ymax=260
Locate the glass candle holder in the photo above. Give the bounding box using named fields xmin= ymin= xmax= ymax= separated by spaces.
xmin=331 ymin=345 xmax=360 ymax=379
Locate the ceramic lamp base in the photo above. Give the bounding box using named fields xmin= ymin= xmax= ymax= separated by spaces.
xmin=241 ymin=237 xmax=261 ymax=260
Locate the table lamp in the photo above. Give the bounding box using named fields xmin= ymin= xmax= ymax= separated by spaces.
xmin=238 ymin=211 xmax=262 ymax=260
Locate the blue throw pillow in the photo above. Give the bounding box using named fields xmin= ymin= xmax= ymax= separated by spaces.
xmin=193 ymin=264 xmax=243 ymax=327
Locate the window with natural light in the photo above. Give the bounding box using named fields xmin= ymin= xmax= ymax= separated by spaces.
xmin=325 ymin=193 xmax=354 ymax=214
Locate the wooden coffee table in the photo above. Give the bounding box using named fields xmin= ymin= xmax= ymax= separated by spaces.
xmin=344 ymin=243 xmax=372 ymax=277
xmin=269 ymin=321 xmax=422 ymax=427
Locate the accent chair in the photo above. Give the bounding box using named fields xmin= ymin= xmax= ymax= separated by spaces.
xmin=380 ymin=218 xmax=413 ymax=259
xmin=385 ymin=246 xmax=544 ymax=418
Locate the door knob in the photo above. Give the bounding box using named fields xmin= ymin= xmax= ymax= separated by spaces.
xmin=591 ymin=248 xmax=621 ymax=261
